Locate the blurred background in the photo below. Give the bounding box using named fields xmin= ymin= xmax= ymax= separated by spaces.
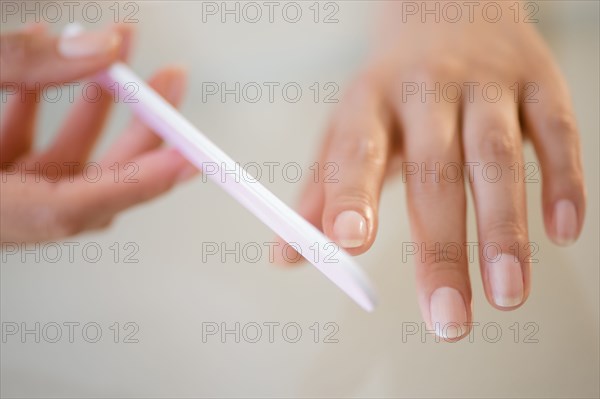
xmin=1 ymin=1 xmax=598 ymax=397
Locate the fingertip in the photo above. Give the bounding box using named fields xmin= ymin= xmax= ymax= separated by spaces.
xmin=323 ymin=206 xmax=376 ymax=256
xmin=149 ymin=66 xmax=188 ymax=106
xmin=486 ymin=288 xmax=529 ymax=312
xmin=484 ymin=253 xmax=525 ymax=310
xmin=125 ymin=148 xmax=194 ymax=200
xmin=428 ymin=286 xmax=471 ymax=341
xmin=58 ymin=28 xmax=121 ymax=59
xmin=167 ymin=66 xmax=188 ymax=105
xmin=331 ymin=210 xmax=368 ymax=250
xmin=272 ymin=236 xmax=305 ymax=266
xmin=112 ymin=24 xmax=135 ymax=61
xmin=175 ymin=161 xmax=199 ymax=183
xmin=548 ymin=199 xmax=581 ymax=246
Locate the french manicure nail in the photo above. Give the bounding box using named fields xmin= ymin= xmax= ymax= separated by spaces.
xmin=333 ymin=210 xmax=367 ymax=248
xmin=487 ymin=253 xmax=524 ymax=308
xmin=553 ymin=199 xmax=578 ymax=246
xmin=59 ymin=30 xmax=120 ymax=59
xmin=429 ymin=287 xmax=468 ymax=339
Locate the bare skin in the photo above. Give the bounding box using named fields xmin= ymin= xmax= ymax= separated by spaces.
xmin=0 ymin=4 xmax=586 ymax=341
xmin=276 ymin=2 xmax=585 ymax=340
xmin=0 ymin=25 xmax=197 ymax=243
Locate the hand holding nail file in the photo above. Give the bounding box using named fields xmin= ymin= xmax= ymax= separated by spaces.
xmin=63 ymin=23 xmax=377 ymax=311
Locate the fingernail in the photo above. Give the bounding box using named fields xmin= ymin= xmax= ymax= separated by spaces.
xmin=177 ymin=163 xmax=198 ymax=183
xmin=59 ymin=30 xmax=120 ymax=59
xmin=553 ymin=199 xmax=578 ymax=246
xmin=116 ymin=26 xmax=133 ymax=61
xmin=487 ymin=253 xmax=524 ymax=308
xmin=429 ymin=287 xmax=468 ymax=339
xmin=333 ymin=210 xmax=367 ymax=248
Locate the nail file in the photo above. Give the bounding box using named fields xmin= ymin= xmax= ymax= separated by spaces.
xmin=63 ymin=23 xmax=377 ymax=311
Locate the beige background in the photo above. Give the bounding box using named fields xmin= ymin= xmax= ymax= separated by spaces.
xmin=1 ymin=1 xmax=599 ymax=398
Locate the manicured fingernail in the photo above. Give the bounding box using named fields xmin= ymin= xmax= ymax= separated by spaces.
xmin=59 ymin=30 xmax=120 ymax=58
xmin=116 ymin=27 xmax=133 ymax=61
xmin=487 ymin=253 xmax=523 ymax=308
xmin=333 ymin=210 xmax=367 ymax=248
xmin=429 ymin=287 xmax=468 ymax=339
xmin=177 ymin=163 xmax=198 ymax=183
xmin=553 ymin=199 xmax=578 ymax=246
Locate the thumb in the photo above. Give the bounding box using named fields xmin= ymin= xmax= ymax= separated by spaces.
xmin=0 ymin=24 xmax=122 ymax=89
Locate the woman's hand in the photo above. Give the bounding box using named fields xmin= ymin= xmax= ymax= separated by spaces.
xmin=0 ymin=25 xmax=196 ymax=243
xmin=278 ymin=2 xmax=585 ymax=339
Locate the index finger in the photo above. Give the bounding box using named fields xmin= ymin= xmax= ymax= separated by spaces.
xmin=0 ymin=24 xmax=121 ymax=88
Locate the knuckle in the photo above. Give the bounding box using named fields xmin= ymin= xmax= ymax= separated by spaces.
xmin=348 ymin=74 xmax=375 ymax=94
xmin=411 ymin=63 xmax=446 ymax=84
xmin=394 ymin=63 xmax=450 ymax=104
xmin=407 ymin=159 xmax=463 ymax=200
xmin=567 ymin=170 xmax=585 ymax=190
xmin=332 ymin=131 xmax=386 ymax=167
xmin=406 ymin=59 xmax=461 ymax=86
xmin=34 ymin=204 xmax=84 ymax=240
xmin=475 ymin=127 xmax=519 ymax=160
xmin=554 ymin=156 xmax=584 ymax=183
xmin=42 ymin=186 xmax=89 ymax=239
xmin=341 ymin=74 xmax=379 ymax=106
xmin=332 ymin=187 xmax=376 ymax=210
xmin=483 ymin=219 xmax=528 ymax=247
xmin=409 ymin=181 xmax=463 ymax=204
xmin=546 ymin=111 xmax=578 ymax=137
xmin=53 ymin=209 xmax=85 ymax=238
xmin=94 ymin=217 xmax=114 ymax=231
xmin=134 ymin=178 xmax=177 ymax=205
xmin=420 ymin=243 xmax=465 ymax=268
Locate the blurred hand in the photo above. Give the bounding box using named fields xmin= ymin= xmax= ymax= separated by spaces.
xmin=0 ymin=25 xmax=196 ymax=243
xmin=278 ymin=2 xmax=585 ymax=339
